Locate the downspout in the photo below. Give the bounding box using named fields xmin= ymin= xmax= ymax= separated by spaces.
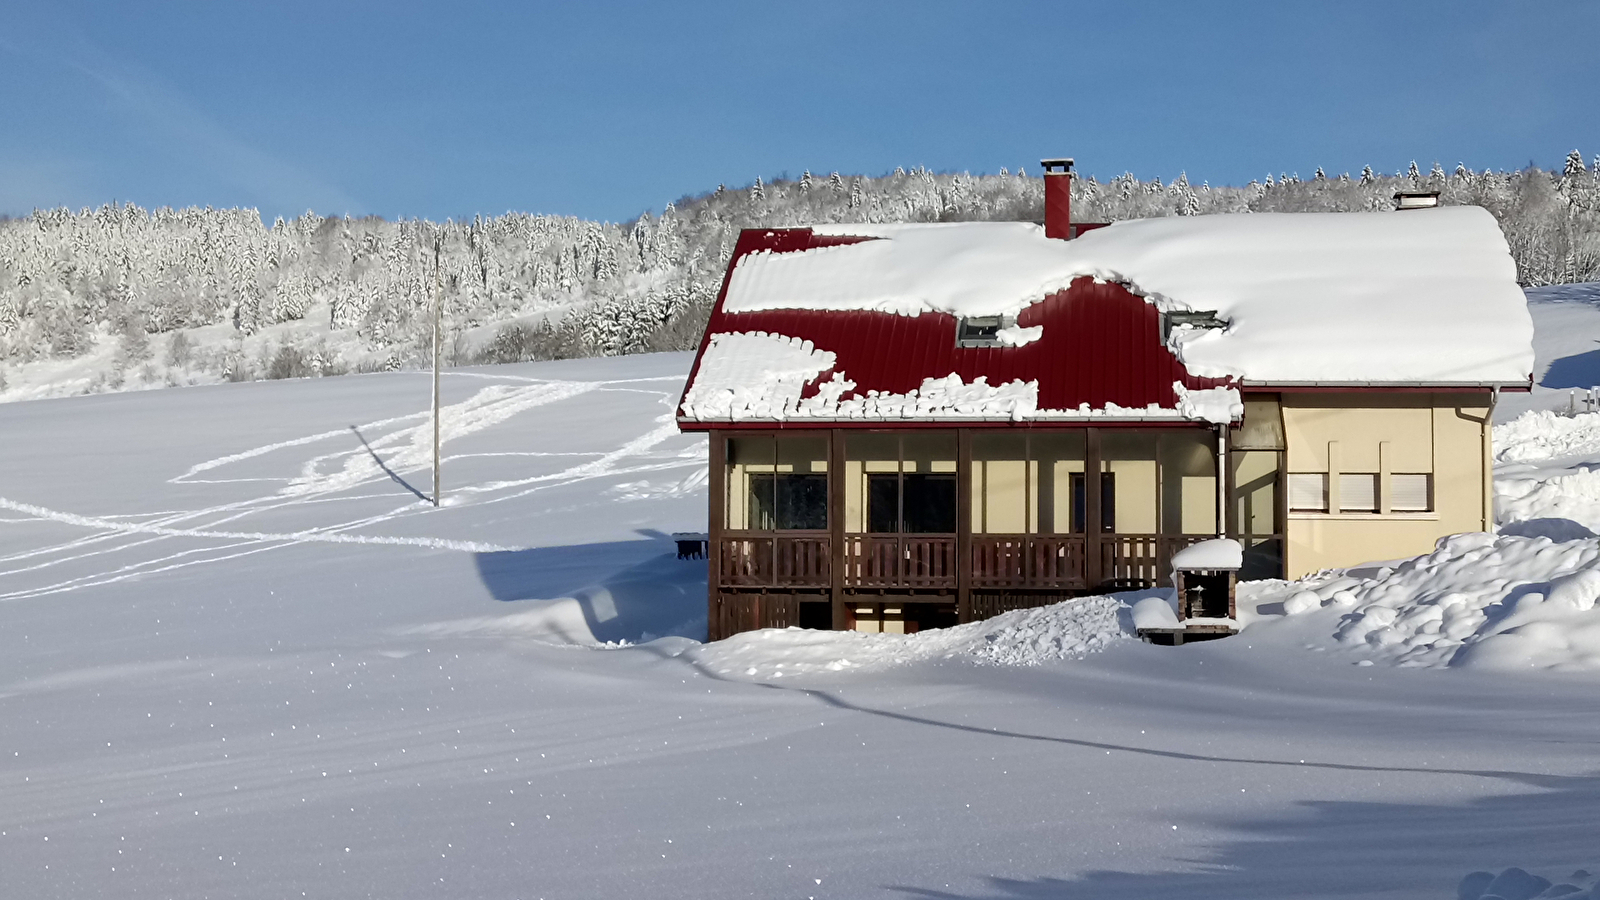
xmin=1482 ymin=386 xmax=1499 ymax=532
xmin=1217 ymin=425 xmax=1228 ymax=537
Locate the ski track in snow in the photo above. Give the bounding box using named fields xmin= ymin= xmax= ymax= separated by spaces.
xmin=0 ymin=373 xmax=703 ymax=600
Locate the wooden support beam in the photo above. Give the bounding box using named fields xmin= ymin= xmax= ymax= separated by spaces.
xmin=956 ymin=428 xmax=973 ymax=624
xmin=707 ymin=430 xmax=726 ymax=641
xmin=829 ymin=428 xmax=848 ymax=630
xmin=1084 ymin=427 xmax=1102 ymax=589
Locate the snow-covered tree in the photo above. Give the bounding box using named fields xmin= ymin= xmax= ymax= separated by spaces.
xmin=2 ymin=160 xmax=1597 ymax=396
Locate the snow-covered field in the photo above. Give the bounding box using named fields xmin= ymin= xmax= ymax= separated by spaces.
xmin=7 ymin=288 xmax=1600 ymax=897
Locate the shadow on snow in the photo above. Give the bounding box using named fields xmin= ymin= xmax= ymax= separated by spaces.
xmin=472 ymin=530 xmax=707 ymax=643
xmin=1540 ymin=346 xmax=1600 ymax=391
xmin=881 ymin=771 xmax=1600 ymax=898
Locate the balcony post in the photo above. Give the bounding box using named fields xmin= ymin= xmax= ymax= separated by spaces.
xmin=829 ymin=428 xmax=848 ymax=630
xmin=1085 ymin=427 xmax=1102 ymax=588
xmin=957 ymin=428 xmax=973 ymax=623
xmin=707 ymin=430 xmax=726 ymax=641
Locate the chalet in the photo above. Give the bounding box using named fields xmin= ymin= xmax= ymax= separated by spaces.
xmin=676 ymin=160 xmax=1534 ymax=641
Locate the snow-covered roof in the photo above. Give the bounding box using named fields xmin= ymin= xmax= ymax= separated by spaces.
xmin=721 ymin=207 xmax=1533 ymax=385
xmin=678 ymin=330 xmax=1242 ymax=424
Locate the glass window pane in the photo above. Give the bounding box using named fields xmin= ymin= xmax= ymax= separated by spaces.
xmin=1032 ymin=431 xmax=1084 ymax=534
xmin=867 ymin=474 xmax=900 ymax=534
xmin=726 ymin=436 xmax=775 ymax=530
xmin=1240 ymin=536 xmax=1283 ymax=581
xmin=746 ymin=473 xmax=776 ymax=529
xmin=845 ymin=433 xmax=897 ymax=533
xmin=847 ymin=433 xmax=899 ymax=462
xmin=1230 ymin=395 xmax=1286 ymax=451
xmin=1103 ymin=432 xmax=1157 ymax=534
xmin=1231 ymin=450 xmax=1280 ymax=535
xmin=776 ymin=436 xmax=828 ymax=474
xmin=776 ymin=474 xmax=828 ymax=529
xmin=972 ymin=433 xmax=1028 ymax=534
xmin=1069 ymin=471 xmax=1116 ymax=533
xmin=901 ymin=432 xmax=956 ymax=474
xmin=1160 ymin=431 xmax=1217 ymax=535
xmin=902 ymin=474 xmax=957 ymax=533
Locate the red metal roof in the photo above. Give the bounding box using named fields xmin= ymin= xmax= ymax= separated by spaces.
xmin=677 ymin=227 xmax=1231 ymax=429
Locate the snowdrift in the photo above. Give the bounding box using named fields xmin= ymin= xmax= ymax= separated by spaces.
xmin=1269 ymin=533 xmax=1600 ymax=670
xmin=687 ymin=594 xmax=1135 ymax=678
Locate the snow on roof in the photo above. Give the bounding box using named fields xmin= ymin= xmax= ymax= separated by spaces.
xmin=1170 ymin=538 xmax=1244 ymax=571
xmin=679 ymin=331 xmax=1243 ymax=424
xmin=722 ymin=208 xmax=1533 ymax=385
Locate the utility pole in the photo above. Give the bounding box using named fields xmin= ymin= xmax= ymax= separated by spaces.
xmin=431 ymin=235 xmax=443 ymax=508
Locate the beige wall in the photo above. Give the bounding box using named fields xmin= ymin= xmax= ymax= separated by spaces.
xmin=1282 ymin=392 xmax=1489 ymax=577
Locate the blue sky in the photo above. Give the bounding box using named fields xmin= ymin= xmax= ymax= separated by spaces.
xmin=1 ymin=0 xmax=1596 ymax=223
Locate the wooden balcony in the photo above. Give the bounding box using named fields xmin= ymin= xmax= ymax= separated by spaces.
xmin=970 ymin=535 xmax=1088 ymax=589
xmin=842 ymin=534 xmax=957 ymax=589
xmin=1100 ymin=533 xmax=1211 ymax=587
xmin=719 ymin=531 xmax=1214 ymax=593
xmin=718 ymin=533 xmax=831 ymax=588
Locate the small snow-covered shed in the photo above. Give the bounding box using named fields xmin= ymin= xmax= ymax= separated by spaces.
xmin=678 ymin=161 xmax=1533 ymax=640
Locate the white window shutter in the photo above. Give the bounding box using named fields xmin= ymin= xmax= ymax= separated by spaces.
xmin=1390 ymin=473 xmax=1432 ymax=511
xmin=1339 ymin=473 xmax=1378 ymax=512
xmin=1288 ymin=473 xmax=1328 ymax=511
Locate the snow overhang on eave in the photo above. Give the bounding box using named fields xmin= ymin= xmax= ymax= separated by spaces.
xmin=675 ymin=416 xmax=1225 ymax=430
xmin=1241 ymin=380 xmax=1533 ymax=392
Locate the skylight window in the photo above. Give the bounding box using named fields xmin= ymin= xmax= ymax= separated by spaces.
xmin=956 ymin=315 xmax=1007 ymax=348
xmin=1161 ymin=310 xmax=1228 ymax=342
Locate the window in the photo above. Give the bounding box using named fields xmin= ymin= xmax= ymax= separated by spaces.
xmin=747 ymin=474 xmax=828 ymax=530
xmin=868 ymin=473 xmax=957 ymax=533
xmin=1069 ymin=471 xmax=1117 ymax=533
xmin=1390 ymin=473 xmax=1432 ymax=512
xmin=1288 ymin=473 xmax=1328 ymax=512
xmin=956 ymin=316 xmax=1005 ymax=348
xmin=1160 ymin=310 xmax=1228 ymax=342
xmin=726 ymin=434 xmax=828 ymax=530
xmin=1339 ymin=473 xmax=1378 ymax=513
xmin=848 ymin=432 xmax=957 ymax=534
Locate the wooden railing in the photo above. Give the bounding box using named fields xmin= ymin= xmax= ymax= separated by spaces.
xmin=718 ymin=531 xmax=1214 ymax=591
xmin=1101 ymin=533 xmax=1211 ymax=587
xmin=842 ymin=534 xmax=957 ymax=588
xmin=970 ymin=533 xmax=1212 ymax=590
xmin=718 ymin=533 xmax=831 ymax=588
xmin=970 ymin=535 xmax=1088 ymax=589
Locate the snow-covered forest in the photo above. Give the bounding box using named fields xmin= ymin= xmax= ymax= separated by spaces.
xmin=2 ymin=156 xmax=1599 ymax=399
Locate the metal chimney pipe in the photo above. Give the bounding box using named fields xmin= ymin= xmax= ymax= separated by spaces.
xmin=1042 ymin=158 xmax=1074 ymax=239
xmin=1393 ymin=190 xmax=1441 ymax=211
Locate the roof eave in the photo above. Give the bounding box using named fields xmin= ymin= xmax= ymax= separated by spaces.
xmin=1240 ymin=379 xmax=1532 ymax=392
xmin=676 ymin=415 xmax=1229 ymax=430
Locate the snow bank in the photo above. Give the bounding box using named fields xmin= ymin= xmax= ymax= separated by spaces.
xmin=1270 ymin=533 xmax=1600 ymax=671
xmin=687 ymin=595 xmax=1131 ymax=678
xmin=1495 ymin=410 xmax=1600 ymax=536
xmin=725 ymin=209 xmax=1531 ymax=384
xmin=1496 ymin=409 xmax=1600 ymax=466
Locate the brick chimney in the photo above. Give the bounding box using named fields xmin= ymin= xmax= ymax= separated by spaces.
xmin=1042 ymin=158 xmax=1074 ymax=239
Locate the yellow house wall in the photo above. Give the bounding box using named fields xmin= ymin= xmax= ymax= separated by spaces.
xmin=1282 ymin=392 xmax=1489 ymax=578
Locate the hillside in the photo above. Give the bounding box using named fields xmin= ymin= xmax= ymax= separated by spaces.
xmin=3 ymin=160 xmax=1599 ymax=403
